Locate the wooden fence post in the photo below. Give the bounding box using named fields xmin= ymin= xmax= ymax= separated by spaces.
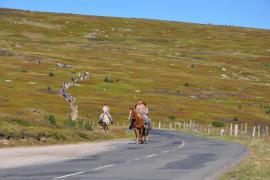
xmin=266 ymin=126 xmax=269 ymax=136
xmin=158 ymin=121 xmax=161 ymax=129
xmin=230 ymin=123 xmax=233 ymax=136
xmin=234 ymin=124 xmax=238 ymax=137
xmin=169 ymin=123 xmax=172 ymax=129
xmin=183 ymin=122 xmax=186 ymax=130
xmin=244 ymin=123 xmax=248 ymax=135
xmin=258 ymin=126 xmax=260 ymax=137
xmin=220 ymin=128 xmax=225 ymax=136
xmin=207 ymin=126 xmax=211 ymax=135
xmin=252 ymin=126 xmax=256 ymax=138
xmin=240 ymin=124 xmax=244 ymax=135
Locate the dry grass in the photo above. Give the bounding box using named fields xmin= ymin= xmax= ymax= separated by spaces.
xmin=173 ymin=128 xmax=270 ymax=180
xmin=0 ymin=8 xmax=270 ymax=146
xmin=219 ymin=136 xmax=270 ymax=180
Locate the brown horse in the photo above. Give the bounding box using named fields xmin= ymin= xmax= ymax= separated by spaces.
xmin=129 ymin=107 xmax=145 ymax=143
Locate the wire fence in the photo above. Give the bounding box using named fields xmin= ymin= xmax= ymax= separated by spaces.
xmin=90 ymin=120 xmax=269 ymax=138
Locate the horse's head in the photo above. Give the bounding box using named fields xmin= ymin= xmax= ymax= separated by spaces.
xmin=128 ymin=107 xmax=135 ymax=121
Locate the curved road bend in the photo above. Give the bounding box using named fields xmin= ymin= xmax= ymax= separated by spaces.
xmin=0 ymin=130 xmax=247 ymax=180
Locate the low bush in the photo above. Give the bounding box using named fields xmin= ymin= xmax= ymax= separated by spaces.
xmin=65 ymin=117 xmax=76 ymax=128
xmin=44 ymin=114 xmax=56 ymax=126
xmin=12 ymin=118 xmax=30 ymax=126
xmin=48 ymin=72 xmax=55 ymax=77
xmin=211 ymin=120 xmax=225 ymax=127
xmin=77 ymin=120 xmax=93 ymax=130
xmin=233 ymin=116 xmax=239 ymax=123
xmin=104 ymin=77 xmax=113 ymax=83
xmin=168 ymin=115 xmax=176 ymax=120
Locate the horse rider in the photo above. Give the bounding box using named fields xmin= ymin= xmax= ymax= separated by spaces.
xmin=99 ymin=104 xmax=113 ymax=124
xmin=129 ymin=100 xmax=152 ymax=130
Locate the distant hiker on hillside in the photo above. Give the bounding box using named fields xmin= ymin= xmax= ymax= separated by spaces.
xmin=99 ymin=104 xmax=113 ymax=124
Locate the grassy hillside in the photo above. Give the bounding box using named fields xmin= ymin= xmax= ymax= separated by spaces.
xmin=0 ymin=8 xmax=270 ymax=144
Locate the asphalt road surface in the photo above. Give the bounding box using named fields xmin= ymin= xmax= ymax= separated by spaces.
xmin=0 ymin=130 xmax=247 ymax=180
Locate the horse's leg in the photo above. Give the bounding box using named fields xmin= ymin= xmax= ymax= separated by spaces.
xmin=145 ymin=128 xmax=149 ymax=141
xmin=137 ymin=129 xmax=140 ymax=143
xmin=102 ymin=123 xmax=106 ymax=133
xmin=142 ymin=128 xmax=146 ymax=141
xmin=146 ymin=128 xmax=149 ymax=141
xmin=134 ymin=129 xmax=139 ymax=143
xmin=139 ymin=128 xmax=144 ymax=144
xmin=103 ymin=123 xmax=107 ymax=134
xmin=142 ymin=127 xmax=147 ymax=142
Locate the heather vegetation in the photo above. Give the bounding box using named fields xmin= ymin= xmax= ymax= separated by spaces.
xmin=0 ymin=8 xmax=269 ymax=146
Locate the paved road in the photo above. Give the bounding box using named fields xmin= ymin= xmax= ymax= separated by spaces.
xmin=0 ymin=130 xmax=246 ymax=180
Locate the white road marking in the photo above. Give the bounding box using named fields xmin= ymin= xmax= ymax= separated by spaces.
xmin=145 ymin=154 xmax=158 ymax=158
xmin=54 ymin=172 xmax=84 ymax=179
xmin=161 ymin=150 xmax=171 ymax=153
xmin=54 ymin=137 xmax=185 ymax=179
xmin=93 ymin=164 xmax=115 ymax=170
xmin=178 ymin=141 xmax=185 ymax=149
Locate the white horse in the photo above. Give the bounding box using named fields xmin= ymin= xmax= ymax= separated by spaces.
xmin=100 ymin=113 xmax=111 ymax=133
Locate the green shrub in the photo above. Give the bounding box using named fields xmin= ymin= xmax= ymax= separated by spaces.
xmin=12 ymin=118 xmax=30 ymax=126
xmin=77 ymin=120 xmax=93 ymax=130
xmin=266 ymin=109 xmax=270 ymax=114
xmin=48 ymin=72 xmax=55 ymax=77
xmin=21 ymin=70 xmax=28 ymax=73
xmin=211 ymin=120 xmax=225 ymax=127
xmin=168 ymin=115 xmax=176 ymax=120
xmin=184 ymin=83 xmax=189 ymax=87
xmin=104 ymin=77 xmax=113 ymax=83
xmin=44 ymin=114 xmax=56 ymax=126
xmin=233 ymin=116 xmax=239 ymax=123
xmin=65 ymin=117 xmax=76 ymax=128
xmin=51 ymin=132 xmax=66 ymax=141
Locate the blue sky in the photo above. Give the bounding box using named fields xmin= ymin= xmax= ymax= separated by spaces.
xmin=0 ymin=0 xmax=269 ymax=29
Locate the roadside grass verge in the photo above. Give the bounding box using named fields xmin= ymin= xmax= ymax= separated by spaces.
xmin=174 ymin=129 xmax=270 ymax=180
xmin=0 ymin=117 xmax=133 ymax=148
xmin=218 ymin=136 xmax=270 ymax=180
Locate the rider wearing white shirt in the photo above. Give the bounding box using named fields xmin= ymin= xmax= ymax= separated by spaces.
xmin=99 ymin=104 xmax=113 ymax=123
